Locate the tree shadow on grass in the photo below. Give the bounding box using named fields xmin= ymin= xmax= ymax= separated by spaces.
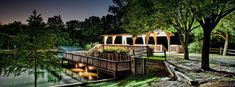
xmin=209 ymin=68 xmax=235 ymax=76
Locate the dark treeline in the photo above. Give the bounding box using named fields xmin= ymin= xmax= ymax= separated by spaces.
xmin=0 ymin=13 xmax=126 ymax=49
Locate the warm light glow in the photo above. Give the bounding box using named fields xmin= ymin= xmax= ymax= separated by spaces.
xmin=88 ymin=75 xmax=93 ymax=80
xmin=85 ymin=67 xmax=88 ymax=72
xmin=75 ymin=64 xmax=78 ymax=68
xmin=88 ymin=66 xmax=96 ymax=70
xmin=79 ymin=72 xmax=97 ymax=77
xmin=71 ymin=68 xmax=84 ymax=72
xmin=79 ymin=72 xmax=83 ymax=75
xmin=78 ymin=63 xmax=85 ymax=67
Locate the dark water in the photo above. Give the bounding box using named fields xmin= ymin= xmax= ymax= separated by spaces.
xmin=0 ymin=69 xmax=79 ymax=87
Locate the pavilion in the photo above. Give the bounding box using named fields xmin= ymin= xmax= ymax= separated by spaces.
xmin=101 ymin=30 xmax=183 ymax=52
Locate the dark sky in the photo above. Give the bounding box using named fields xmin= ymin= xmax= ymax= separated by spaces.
xmin=0 ymin=0 xmax=113 ymax=24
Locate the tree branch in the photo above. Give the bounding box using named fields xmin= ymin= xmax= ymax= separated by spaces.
xmin=189 ymin=25 xmax=200 ymax=32
xmin=221 ymin=7 xmax=235 ymax=18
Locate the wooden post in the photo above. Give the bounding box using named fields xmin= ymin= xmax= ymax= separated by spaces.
xmin=143 ymin=58 xmax=146 ymax=75
xmin=164 ymin=50 xmax=167 ymax=61
xmin=134 ymin=57 xmax=136 ymax=75
xmin=146 ymin=46 xmax=149 ymax=59
xmin=129 ymin=57 xmax=131 ymax=71
xmin=220 ymin=47 xmax=223 ymax=55
xmin=87 ymin=56 xmax=88 ymax=64
xmin=71 ymin=54 xmax=74 ymax=60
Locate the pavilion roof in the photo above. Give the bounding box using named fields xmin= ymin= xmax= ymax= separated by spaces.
xmin=101 ymin=30 xmax=174 ymax=37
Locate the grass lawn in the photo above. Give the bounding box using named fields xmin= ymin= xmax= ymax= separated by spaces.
xmin=142 ymin=55 xmax=166 ymax=61
xmin=85 ymin=75 xmax=159 ymax=87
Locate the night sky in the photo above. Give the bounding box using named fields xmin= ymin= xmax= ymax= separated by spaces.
xmin=0 ymin=0 xmax=113 ymax=24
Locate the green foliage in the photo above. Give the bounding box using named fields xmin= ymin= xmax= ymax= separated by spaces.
xmin=212 ymin=12 xmax=235 ymax=41
xmin=84 ymin=42 xmax=99 ymax=50
xmin=103 ymin=47 xmax=130 ymax=54
xmin=0 ymin=10 xmax=60 ymax=77
xmin=122 ymin=0 xmax=162 ymax=36
xmin=143 ymin=55 xmax=165 ymax=61
xmin=189 ymin=41 xmax=203 ymax=53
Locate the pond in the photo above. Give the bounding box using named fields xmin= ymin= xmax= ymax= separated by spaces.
xmin=0 ymin=69 xmax=79 ymax=87
xmin=0 ymin=65 xmax=112 ymax=87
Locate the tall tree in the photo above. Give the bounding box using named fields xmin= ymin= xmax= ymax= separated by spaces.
xmin=122 ymin=0 xmax=161 ymax=36
xmin=66 ymin=20 xmax=82 ymax=46
xmin=81 ymin=16 xmax=103 ymax=43
xmin=47 ymin=15 xmax=71 ymax=46
xmin=0 ymin=10 xmax=59 ymax=87
xmin=0 ymin=21 xmax=25 ymax=49
xmin=212 ymin=13 xmax=235 ymax=56
xmin=151 ymin=0 xmax=200 ymax=60
xmin=195 ymin=0 xmax=235 ymax=70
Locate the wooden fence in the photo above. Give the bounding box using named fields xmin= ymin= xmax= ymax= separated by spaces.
xmin=210 ymin=48 xmax=235 ymax=55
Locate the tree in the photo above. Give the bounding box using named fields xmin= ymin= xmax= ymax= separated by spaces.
xmin=212 ymin=13 xmax=235 ymax=56
xmin=65 ymin=20 xmax=83 ymax=46
xmin=0 ymin=21 xmax=25 ymax=49
xmin=151 ymin=0 xmax=200 ymax=60
xmin=81 ymin=16 xmax=103 ymax=44
xmin=0 ymin=10 xmax=59 ymax=87
xmin=47 ymin=15 xmax=71 ymax=46
xmin=122 ymin=0 xmax=161 ymax=36
xmin=195 ymin=0 xmax=235 ymax=70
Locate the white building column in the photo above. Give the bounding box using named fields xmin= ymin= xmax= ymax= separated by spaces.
xmin=112 ymin=36 xmax=116 ymax=45
xmin=104 ymin=36 xmax=108 ymax=44
xmin=145 ymin=32 xmax=151 ymax=46
xmin=142 ymin=35 xmax=146 ymax=45
xmin=153 ymin=32 xmax=158 ymax=52
xmin=165 ymin=32 xmax=171 ymax=52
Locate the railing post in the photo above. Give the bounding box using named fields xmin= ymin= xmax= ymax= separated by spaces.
xmin=146 ymin=46 xmax=149 ymax=59
xmin=87 ymin=56 xmax=88 ymax=64
xmin=115 ymin=62 xmax=118 ymax=72
xmin=164 ymin=50 xmax=167 ymax=61
xmin=72 ymin=54 xmax=73 ymax=60
xmin=143 ymin=58 xmax=146 ymax=75
xmin=133 ymin=50 xmax=135 ymax=56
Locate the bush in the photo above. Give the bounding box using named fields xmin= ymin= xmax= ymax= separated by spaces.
xmin=189 ymin=41 xmax=202 ymax=53
xmin=103 ymin=47 xmax=130 ymax=54
xmin=84 ymin=42 xmax=99 ymax=50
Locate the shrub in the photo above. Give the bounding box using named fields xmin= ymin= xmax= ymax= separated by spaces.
xmin=103 ymin=47 xmax=130 ymax=54
xmin=84 ymin=42 xmax=99 ymax=50
xmin=189 ymin=41 xmax=202 ymax=53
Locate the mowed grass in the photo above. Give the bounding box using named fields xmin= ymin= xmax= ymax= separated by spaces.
xmin=142 ymin=55 xmax=166 ymax=61
xmin=86 ymin=75 xmax=159 ymax=87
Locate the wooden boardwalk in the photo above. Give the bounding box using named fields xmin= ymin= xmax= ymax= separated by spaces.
xmin=62 ymin=52 xmax=132 ymax=78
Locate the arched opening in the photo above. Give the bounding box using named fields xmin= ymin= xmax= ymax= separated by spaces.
xmin=106 ymin=37 xmax=112 ymax=44
xmin=126 ymin=37 xmax=133 ymax=45
xmin=114 ymin=36 xmax=122 ymax=44
xmin=136 ymin=37 xmax=143 ymax=44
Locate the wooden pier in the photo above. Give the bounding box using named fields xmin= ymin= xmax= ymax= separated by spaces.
xmin=62 ymin=52 xmax=132 ymax=78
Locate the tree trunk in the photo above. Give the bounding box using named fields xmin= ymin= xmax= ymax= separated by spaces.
xmin=34 ymin=57 xmax=37 ymax=87
xmin=201 ymin=29 xmax=212 ymax=70
xmin=184 ymin=41 xmax=189 ymax=60
xmin=222 ymin=31 xmax=229 ymax=56
xmin=178 ymin=31 xmax=189 ymax=60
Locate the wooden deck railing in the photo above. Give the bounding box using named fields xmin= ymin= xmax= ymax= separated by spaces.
xmin=63 ymin=53 xmax=131 ymax=72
